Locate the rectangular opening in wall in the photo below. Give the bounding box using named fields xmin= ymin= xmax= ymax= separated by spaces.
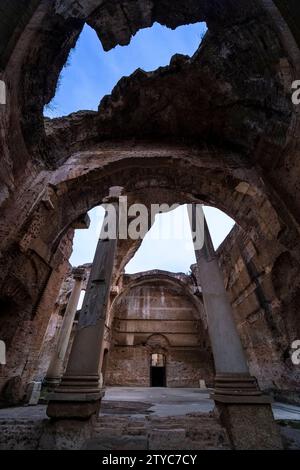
xmin=150 ymin=353 xmax=166 ymax=387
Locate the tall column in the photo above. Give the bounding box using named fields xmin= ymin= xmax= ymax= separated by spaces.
xmin=45 ymin=267 xmax=86 ymax=388
xmin=194 ymin=215 xmax=261 ymax=398
xmin=189 ymin=205 xmax=282 ymax=449
xmin=47 ymin=196 xmax=119 ymax=420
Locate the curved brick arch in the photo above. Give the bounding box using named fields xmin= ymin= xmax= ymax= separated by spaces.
xmin=111 ymin=270 xmax=206 ymax=324
xmin=43 ymin=146 xmax=284 ymax=256
xmin=1 ymin=143 xmax=288 ymax=309
xmin=1 ymin=0 xmax=300 ymax=414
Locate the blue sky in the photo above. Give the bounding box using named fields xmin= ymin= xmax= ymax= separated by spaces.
xmin=45 ymin=22 xmax=234 ymax=273
xmin=45 ymin=22 xmax=206 ymax=117
xmin=70 ymin=205 xmax=234 ymax=273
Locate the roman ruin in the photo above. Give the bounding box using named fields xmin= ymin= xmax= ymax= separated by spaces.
xmin=0 ymin=0 xmax=300 ymax=451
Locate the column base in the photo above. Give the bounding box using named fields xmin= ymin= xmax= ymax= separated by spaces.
xmin=211 ymin=373 xmax=269 ymax=403
xmin=39 ymin=416 xmax=96 ymax=449
xmin=216 ymin=403 xmax=283 ymax=449
xmin=47 ymin=399 xmax=103 ymax=420
xmin=46 ymin=374 xmax=105 ymax=420
xmin=44 ymin=376 xmax=61 ymax=389
xmin=211 ymin=374 xmax=283 ymax=449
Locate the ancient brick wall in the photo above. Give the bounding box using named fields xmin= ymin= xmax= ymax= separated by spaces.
xmin=32 ymin=263 xmax=90 ymax=385
xmin=0 ymin=0 xmax=300 ymax=406
xmin=105 ymin=273 xmax=214 ymax=388
xmin=167 ymin=349 xmax=214 ymax=388
xmin=106 ymin=346 xmax=150 ymax=387
xmin=0 ymin=229 xmax=74 ymax=405
xmin=216 ymin=226 xmax=300 ymax=393
xmin=34 ymin=312 xmax=63 ymax=382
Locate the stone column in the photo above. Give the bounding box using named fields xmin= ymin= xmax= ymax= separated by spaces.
xmin=189 ymin=205 xmax=282 ymax=449
xmin=45 ymin=267 xmax=86 ymax=388
xmin=47 ymin=197 xmax=119 ymax=420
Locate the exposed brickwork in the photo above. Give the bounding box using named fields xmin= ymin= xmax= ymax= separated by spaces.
xmin=216 ymin=226 xmax=300 ymax=393
xmin=106 ymin=272 xmax=214 ymax=387
xmin=0 ymin=0 xmax=300 ymax=425
xmin=0 ymin=229 xmax=74 ymax=405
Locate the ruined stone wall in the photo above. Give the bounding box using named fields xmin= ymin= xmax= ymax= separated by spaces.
xmin=0 ymin=0 xmax=300 ymax=405
xmin=106 ymin=273 xmax=214 ymax=387
xmin=215 ymin=225 xmax=300 ymax=393
xmin=167 ymin=349 xmax=214 ymax=388
xmin=32 ymin=263 xmax=91 ymax=384
xmin=106 ymin=346 xmax=150 ymax=387
xmin=0 ymin=229 xmax=74 ymax=405
xmin=34 ymin=312 xmax=63 ymax=382
xmin=106 ymin=345 xmax=214 ymax=388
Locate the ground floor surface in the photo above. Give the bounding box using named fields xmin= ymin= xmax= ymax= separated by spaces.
xmin=0 ymin=388 xmax=300 ymax=450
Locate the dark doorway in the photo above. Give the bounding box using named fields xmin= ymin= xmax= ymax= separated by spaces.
xmin=150 ymin=353 xmax=166 ymax=387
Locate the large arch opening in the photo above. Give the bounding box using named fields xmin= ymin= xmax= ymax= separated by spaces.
xmin=1 ymin=145 xmax=293 ymax=401
xmin=70 ymin=204 xmax=234 ymax=273
xmin=1 ymin=0 xmax=300 ymax=451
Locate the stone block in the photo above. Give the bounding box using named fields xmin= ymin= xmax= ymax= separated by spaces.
xmin=217 ymin=403 xmax=283 ymax=449
xmin=27 ymin=381 xmax=42 ymax=405
xmin=83 ymin=435 xmax=148 ymax=450
xmin=148 ymin=428 xmax=186 ymax=450
xmin=39 ymin=418 xmax=94 ymax=450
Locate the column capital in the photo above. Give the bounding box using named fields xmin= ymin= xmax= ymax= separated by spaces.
xmin=102 ymin=186 xmax=124 ymax=204
xmin=72 ymin=267 xmax=86 ymax=281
